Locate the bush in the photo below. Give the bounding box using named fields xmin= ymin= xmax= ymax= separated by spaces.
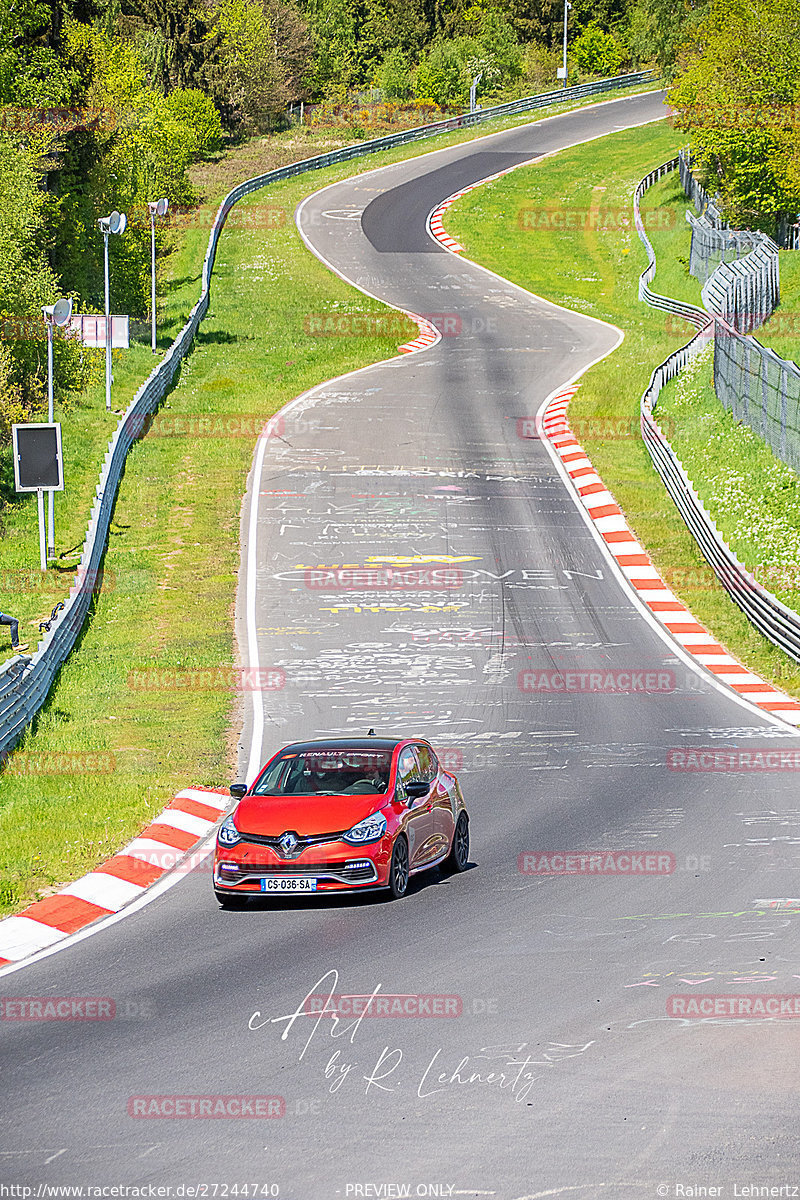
xmin=376 ymin=49 xmax=413 ymax=100
xmin=414 ymin=41 xmax=469 ymax=107
xmin=163 ymin=89 xmax=224 ymax=157
xmin=572 ymin=22 xmax=626 ymax=77
xmin=520 ymin=42 xmax=561 ymax=91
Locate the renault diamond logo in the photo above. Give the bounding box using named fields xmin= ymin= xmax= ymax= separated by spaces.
xmin=278 ymin=831 xmax=301 ymax=858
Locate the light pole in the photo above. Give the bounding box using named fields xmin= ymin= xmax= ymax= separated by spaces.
xmin=470 ymin=73 xmax=482 ymax=114
xmin=98 ymin=210 xmax=127 ymax=410
xmin=561 ymin=0 xmax=572 ymax=89
xmin=147 ymin=198 xmax=168 ymax=353
xmin=42 ymin=297 xmax=73 ymax=562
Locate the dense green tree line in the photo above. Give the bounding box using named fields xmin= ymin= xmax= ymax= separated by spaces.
xmin=668 ymin=0 xmax=800 ymax=232
xmin=0 ymin=0 xmax=661 ymax=435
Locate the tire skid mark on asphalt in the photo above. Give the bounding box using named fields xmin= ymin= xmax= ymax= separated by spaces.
xmin=0 ymin=786 xmax=229 ymax=970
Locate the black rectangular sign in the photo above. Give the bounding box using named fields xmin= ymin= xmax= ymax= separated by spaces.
xmin=12 ymin=423 xmax=64 ymax=492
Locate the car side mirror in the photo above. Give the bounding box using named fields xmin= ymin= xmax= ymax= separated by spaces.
xmin=404 ymin=780 xmax=429 ymax=801
xmin=230 ymin=783 xmax=247 ymax=799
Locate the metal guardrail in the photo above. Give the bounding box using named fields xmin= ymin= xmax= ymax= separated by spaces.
xmin=777 ymin=215 xmax=800 ymax=250
xmin=679 ymin=148 xmax=726 ymax=230
xmin=0 ymin=70 xmax=659 ymax=759
xmin=635 ymin=160 xmax=800 ymax=665
xmin=635 ymin=157 xmax=709 ymax=331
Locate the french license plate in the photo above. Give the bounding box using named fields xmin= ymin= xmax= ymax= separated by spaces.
xmin=260 ymin=876 xmax=318 ymax=893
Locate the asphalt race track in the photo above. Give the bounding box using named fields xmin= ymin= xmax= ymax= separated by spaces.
xmin=3 ymin=92 xmax=800 ymax=1199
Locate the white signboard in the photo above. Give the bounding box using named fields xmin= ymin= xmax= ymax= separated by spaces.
xmin=68 ymin=314 xmax=129 ymax=349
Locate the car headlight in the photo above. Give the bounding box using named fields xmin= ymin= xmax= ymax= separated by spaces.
xmin=342 ymin=811 xmax=387 ymax=845
xmin=217 ymin=815 xmax=242 ymax=847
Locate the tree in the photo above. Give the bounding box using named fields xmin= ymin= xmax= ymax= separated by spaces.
xmin=669 ymin=0 xmax=800 ymax=229
xmin=415 ymin=7 xmax=520 ymax=103
xmin=0 ymin=0 xmax=78 ymax=105
xmin=214 ymin=0 xmax=284 ymax=129
xmin=0 ymin=133 xmax=94 ymax=427
xmin=264 ymin=0 xmax=313 ymax=102
xmin=572 ymin=21 xmax=625 ymax=76
xmin=303 ymin=0 xmax=360 ymax=96
xmin=502 ymin=0 xmax=564 ymax=48
xmin=54 ymin=19 xmax=217 ymax=313
xmin=376 ymin=48 xmax=413 ymax=98
xmin=415 ymin=38 xmax=468 ymax=103
xmin=357 ymin=0 xmax=428 ymax=85
xmin=627 ymin=0 xmax=710 ymax=78
xmin=121 ymin=0 xmax=218 ymax=93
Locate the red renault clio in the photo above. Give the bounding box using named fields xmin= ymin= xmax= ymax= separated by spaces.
xmin=213 ymin=735 xmax=469 ymax=906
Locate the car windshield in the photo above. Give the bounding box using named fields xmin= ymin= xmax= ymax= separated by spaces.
xmin=252 ymin=749 xmax=394 ymax=796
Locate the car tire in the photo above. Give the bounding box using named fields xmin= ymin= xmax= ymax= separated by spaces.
xmin=386 ymin=836 xmax=410 ymax=899
xmin=214 ymin=889 xmax=249 ymax=909
xmin=443 ymin=812 xmax=469 ymax=873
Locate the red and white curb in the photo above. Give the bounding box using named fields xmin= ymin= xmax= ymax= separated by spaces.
xmin=539 ymin=388 xmax=800 ymax=726
xmin=429 ymin=199 xmax=465 ymax=253
xmin=0 ymin=786 xmax=229 ymax=968
xmin=427 ymin=163 xmax=535 ymax=254
xmin=399 ymin=316 xmax=441 ymax=354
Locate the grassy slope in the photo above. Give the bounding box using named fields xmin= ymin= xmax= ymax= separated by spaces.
xmin=0 ymin=85 xmax=661 ymax=915
xmin=0 ymin=82 xmax=662 ymax=655
xmin=756 ymin=249 xmax=800 ymax=366
xmin=445 ymin=121 xmax=800 ymax=698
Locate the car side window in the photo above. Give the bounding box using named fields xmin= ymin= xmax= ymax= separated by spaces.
xmin=415 ymin=744 xmax=437 ymax=783
xmin=397 ymin=747 xmax=421 ymax=785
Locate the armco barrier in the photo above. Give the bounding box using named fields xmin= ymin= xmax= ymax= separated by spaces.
xmin=0 ymin=71 xmax=658 ymax=758
xmin=635 ymin=160 xmax=800 ymax=664
xmin=635 ymin=157 xmax=709 ymax=332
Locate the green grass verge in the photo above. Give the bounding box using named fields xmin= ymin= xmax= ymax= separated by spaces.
xmin=0 ymin=84 xmax=664 ymax=916
xmin=445 ymin=120 xmax=800 ymax=699
xmin=0 ymin=81 xmax=663 ymax=665
xmin=657 ymin=345 xmax=800 ymax=614
xmin=757 ymin=249 xmax=800 ymax=366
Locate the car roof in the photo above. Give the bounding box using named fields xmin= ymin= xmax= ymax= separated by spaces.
xmin=276 ymin=737 xmax=410 ymax=754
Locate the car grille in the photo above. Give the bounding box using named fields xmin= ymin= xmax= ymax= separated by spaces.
xmin=239 ymin=831 xmax=349 ymax=849
xmin=218 ymin=861 xmax=377 ymax=883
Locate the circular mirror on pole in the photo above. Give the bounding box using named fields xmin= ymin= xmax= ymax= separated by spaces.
xmin=98 ymin=210 xmax=128 ymax=409
xmin=51 ymin=297 xmax=73 ymax=327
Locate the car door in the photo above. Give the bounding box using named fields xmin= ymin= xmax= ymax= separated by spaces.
xmin=417 ymin=743 xmax=454 ymax=856
xmin=396 ymin=745 xmax=436 ymax=868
